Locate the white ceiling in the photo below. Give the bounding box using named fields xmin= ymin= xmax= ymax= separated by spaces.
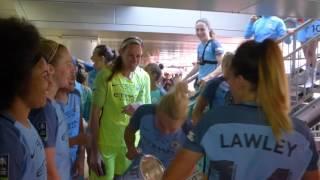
xmin=6 ymin=0 xmax=247 ymax=46
xmin=1 ymin=0 xmax=319 ymax=60
xmin=14 ymin=0 xmax=320 ymax=18
xmin=3 ymin=0 xmax=319 ymax=39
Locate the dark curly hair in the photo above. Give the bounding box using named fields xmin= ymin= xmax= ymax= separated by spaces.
xmin=0 ymin=17 xmax=41 ymax=111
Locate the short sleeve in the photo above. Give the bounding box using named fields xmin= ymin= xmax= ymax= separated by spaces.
xmin=29 ymin=102 xmax=58 ymax=148
xmin=201 ymin=78 xmax=223 ymax=107
xmin=129 ymin=104 xmax=155 ymax=131
xmin=276 ymin=18 xmax=287 ymax=39
xmin=244 ymin=21 xmax=255 ymax=39
xmin=213 ymin=41 xmax=224 ymax=56
xmin=0 ymin=123 xmax=27 ymax=179
xmin=183 ymin=117 xmax=208 ymax=153
xmin=92 ymin=69 xmax=109 ymax=108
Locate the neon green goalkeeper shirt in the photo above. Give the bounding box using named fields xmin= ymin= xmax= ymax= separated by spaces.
xmin=92 ymin=67 xmax=151 ymax=148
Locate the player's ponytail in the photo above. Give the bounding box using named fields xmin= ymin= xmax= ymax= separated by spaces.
xmin=257 ymin=39 xmax=292 ymax=139
xmin=232 ymin=39 xmax=292 ymax=140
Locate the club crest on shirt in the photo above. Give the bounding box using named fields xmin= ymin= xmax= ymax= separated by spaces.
xmin=37 ymin=121 xmax=48 ymax=141
xmin=0 ymin=154 xmax=9 ymax=178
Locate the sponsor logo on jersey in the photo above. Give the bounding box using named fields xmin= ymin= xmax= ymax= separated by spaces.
xmin=37 ymin=121 xmax=48 ymax=141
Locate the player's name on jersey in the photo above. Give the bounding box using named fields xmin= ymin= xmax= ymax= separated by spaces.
xmin=220 ymin=133 xmax=297 ymax=157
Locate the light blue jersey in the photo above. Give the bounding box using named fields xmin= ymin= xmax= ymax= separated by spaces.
xmin=197 ymin=40 xmax=224 ymax=80
xmin=14 ymin=120 xmax=47 ymax=180
xmin=297 ymin=19 xmax=320 ymax=43
xmin=0 ymin=113 xmax=47 ymax=180
xmin=29 ymin=100 xmax=58 ymax=149
xmin=185 ymin=104 xmax=319 ymax=179
xmin=201 ymin=76 xmax=232 ymax=109
xmin=88 ymin=69 xmax=98 ymax=89
xmin=128 ymin=104 xmax=190 ymax=168
xmin=52 ymin=101 xmax=72 ymax=180
xmin=75 ymin=81 xmax=92 ymax=121
xmin=244 ymin=16 xmax=287 ymax=42
xmin=59 ymin=90 xmax=81 ymax=165
xmin=150 ymin=87 xmax=166 ymax=104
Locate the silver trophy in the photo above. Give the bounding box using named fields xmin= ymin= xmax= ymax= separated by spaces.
xmin=120 ymin=154 xmax=165 ymax=180
xmin=140 ymin=155 xmax=165 ymax=180
xmin=121 ymin=154 xmax=204 ymax=180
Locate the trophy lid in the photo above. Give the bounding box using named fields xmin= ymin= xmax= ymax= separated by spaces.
xmin=139 ymin=155 xmax=165 ymax=180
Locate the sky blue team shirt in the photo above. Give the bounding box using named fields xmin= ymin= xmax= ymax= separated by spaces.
xmin=244 ymin=16 xmax=287 ymax=42
xmin=197 ymin=40 xmax=224 ymax=80
xmin=88 ymin=69 xmax=98 ymax=89
xmin=127 ymin=104 xmax=190 ymax=169
xmin=0 ymin=114 xmax=39 ymax=180
xmin=201 ymin=76 xmax=232 ymax=109
xmin=75 ymin=81 xmax=92 ymax=121
xmin=184 ymin=104 xmax=319 ymax=180
xmin=59 ymin=90 xmax=81 ymax=165
xmin=15 ymin=120 xmax=47 ymax=180
xmin=52 ymin=101 xmax=72 ymax=180
xmin=29 ymin=99 xmax=58 ymax=148
xmin=150 ymin=87 xmax=166 ymax=104
xmin=0 ymin=113 xmax=47 ymax=180
xmin=297 ymin=19 xmax=320 ymax=43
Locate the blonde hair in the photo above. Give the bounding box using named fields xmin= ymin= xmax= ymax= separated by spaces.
xmin=40 ymin=38 xmax=67 ymax=66
xmin=232 ymin=39 xmax=292 ymax=139
xmin=157 ymin=81 xmax=189 ymax=121
xmin=221 ymin=52 xmax=234 ymax=73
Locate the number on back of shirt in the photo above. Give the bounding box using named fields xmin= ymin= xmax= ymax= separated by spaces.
xmin=208 ymin=160 xmax=291 ymax=180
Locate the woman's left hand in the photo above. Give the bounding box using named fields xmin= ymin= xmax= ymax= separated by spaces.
xmin=122 ymin=103 xmax=141 ymax=116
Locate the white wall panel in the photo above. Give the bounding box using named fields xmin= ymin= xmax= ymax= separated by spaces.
xmin=116 ymin=6 xmax=200 ymax=27
xmin=21 ymin=1 xmax=115 ymax=23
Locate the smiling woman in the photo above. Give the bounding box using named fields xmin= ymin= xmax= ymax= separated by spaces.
xmin=89 ymin=36 xmax=151 ymax=180
xmin=183 ymin=18 xmax=224 ymax=90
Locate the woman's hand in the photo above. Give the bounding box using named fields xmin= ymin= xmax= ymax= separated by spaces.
xmin=89 ymin=150 xmax=105 ymax=176
xmin=250 ymin=15 xmax=259 ymax=23
xmin=122 ymin=103 xmax=141 ymax=116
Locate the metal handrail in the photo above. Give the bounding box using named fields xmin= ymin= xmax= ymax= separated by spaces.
xmin=284 ymin=33 xmax=320 ymax=59
xmin=278 ymin=19 xmax=315 ymax=43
